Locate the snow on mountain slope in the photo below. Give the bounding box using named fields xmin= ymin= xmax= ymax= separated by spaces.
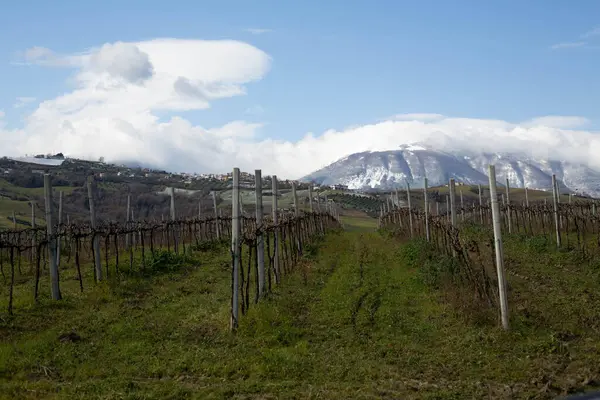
xmin=301 ymin=144 xmax=600 ymax=197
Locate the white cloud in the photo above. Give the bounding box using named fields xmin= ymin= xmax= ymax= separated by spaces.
xmin=0 ymin=110 xmax=4 ymax=118
xmin=14 ymin=97 xmax=36 ymax=108
xmin=3 ymin=38 xmax=600 ymax=182
xmin=245 ymin=28 xmax=273 ymax=35
xmin=550 ymin=41 xmax=586 ymax=50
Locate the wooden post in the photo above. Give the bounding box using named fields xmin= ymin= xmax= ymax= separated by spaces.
xmin=505 ymin=178 xmax=512 ymax=234
xmin=31 ymin=202 xmax=36 ymax=263
xmin=552 ymin=174 xmax=561 ymax=248
xmin=478 ymin=184 xmax=483 ymax=224
xmin=169 ymin=187 xmax=178 ymax=253
xmin=308 ymin=185 xmax=314 ymax=212
xmin=212 ymin=191 xmax=220 ymax=240
xmin=449 ymin=179 xmax=457 ymax=227
xmin=45 ymin=174 xmax=61 ymax=300
xmin=488 ymin=165 xmax=509 ymax=330
xmin=424 ymin=178 xmax=430 ymax=242
xmin=231 ymin=168 xmax=241 ymax=331
xmin=87 ymin=176 xmax=102 ymax=281
xmin=272 ymin=175 xmax=280 ymax=284
xmin=525 ymin=187 xmax=529 ymax=207
xmin=292 ymin=182 xmax=299 ymax=216
xmin=56 ymin=191 xmax=63 ymax=268
xmin=125 ymin=194 xmax=131 ymax=250
xmin=460 ymin=190 xmax=465 ymax=222
xmin=315 ymin=189 xmax=321 ymax=212
xmin=255 ymin=169 xmax=265 ymax=297
xmin=446 ymin=195 xmax=450 ymax=223
xmin=406 ymin=180 xmax=413 ymax=237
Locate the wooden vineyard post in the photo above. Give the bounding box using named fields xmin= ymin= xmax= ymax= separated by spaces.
xmin=56 ymin=191 xmax=63 ymax=268
xmin=449 ymin=179 xmax=457 ymax=257
xmin=87 ymin=176 xmax=103 ymax=281
xmin=552 ymin=174 xmax=562 ymax=248
xmin=308 ymin=185 xmax=314 ymax=212
xmin=525 ymin=187 xmax=529 ymax=207
xmin=315 ymin=189 xmax=321 ymax=212
xmin=126 ymin=194 xmax=131 ymax=250
xmin=212 ymin=191 xmax=220 ymax=240
xmin=424 ymin=178 xmax=430 ymax=242
xmin=231 ymin=167 xmax=241 ymax=332
xmin=45 ymin=174 xmax=61 ymax=300
xmin=505 ymin=178 xmax=512 ymax=234
xmin=478 ymin=184 xmax=483 ymax=224
xmin=31 ymin=202 xmax=36 ymax=266
xmin=291 ymin=182 xmax=298 ymax=216
xmin=488 ymin=165 xmax=509 ymax=330
xmin=255 ymin=169 xmax=265 ymax=297
xmin=449 ymin=179 xmax=457 ymax=227
xmin=460 ymin=190 xmax=465 ymax=222
xmin=272 ymin=175 xmax=280 ymax=284
xmin=406 ymin=180 xmax=413 ymax=238
xmin=170 ymin=187 xmax=178 ymax=254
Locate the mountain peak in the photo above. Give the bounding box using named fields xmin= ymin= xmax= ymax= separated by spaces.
xmin=301 ymin=145 xmax=600 ymax=196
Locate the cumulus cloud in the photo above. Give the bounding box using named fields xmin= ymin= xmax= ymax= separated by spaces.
xmin=85 ymin=42 xmax=154 ymax=84
xmin=2 ymin=38 xmax=600 ymax=181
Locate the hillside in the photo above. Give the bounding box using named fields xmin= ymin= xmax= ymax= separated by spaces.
xmin=0 ymin=157 xmax=315 ymax=230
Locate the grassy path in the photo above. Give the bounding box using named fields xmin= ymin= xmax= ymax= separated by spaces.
xmin=2 ymin=215 xmax=599 ymax=398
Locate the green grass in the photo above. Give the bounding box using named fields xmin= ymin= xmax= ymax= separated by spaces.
xmin=339 ymin=215 xmax=378 ymax=231
xmin=0 ymin=179 xmax=77 ymax=229
xmin=2 ymin=229 xmax=600 ymax=398
xmin=0 ymin=179 xmax=76 ymax=197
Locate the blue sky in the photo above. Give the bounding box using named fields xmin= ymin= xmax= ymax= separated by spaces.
xmin=0 ymin=1 xmax=599 ymax=177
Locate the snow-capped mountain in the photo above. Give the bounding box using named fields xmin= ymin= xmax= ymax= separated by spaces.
xmin=301 ymin=144 xmax=600 ymax=197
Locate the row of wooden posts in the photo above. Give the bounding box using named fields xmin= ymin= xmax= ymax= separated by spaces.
xmin=378 ymin=166 xmax=576 ymax=331
xmin=229 ymin=168 xmax=340 ymax=331
xmin=7 ymin=171 xmax=340 ymax=321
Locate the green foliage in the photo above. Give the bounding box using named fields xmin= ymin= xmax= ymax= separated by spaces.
xmin=398 ymin=239 xmax=457 ymax=288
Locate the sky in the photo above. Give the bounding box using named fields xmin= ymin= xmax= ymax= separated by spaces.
xmin=0 ymin=0 xmax=599 ymax=179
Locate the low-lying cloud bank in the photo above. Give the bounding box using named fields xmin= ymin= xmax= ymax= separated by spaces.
xmin=2 ymin=38 xmax=599 ymax=180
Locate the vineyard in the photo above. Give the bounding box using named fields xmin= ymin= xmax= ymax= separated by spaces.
xmin=4 ymin=167 xmax=600 ymax=399
xmin=1 ymin=170 xmax=341 ymax=323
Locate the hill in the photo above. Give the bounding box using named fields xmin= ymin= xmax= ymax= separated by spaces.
xmin=0 ymin=157 xmax=314 ymax=230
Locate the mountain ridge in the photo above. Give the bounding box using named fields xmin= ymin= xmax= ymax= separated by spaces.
xmin=301 ymin=144 xmax=600 ymax=196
